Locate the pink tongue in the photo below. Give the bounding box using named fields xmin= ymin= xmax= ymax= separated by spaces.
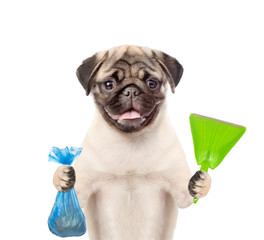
xmin=118 ymin=110 xmax=141 ymax=120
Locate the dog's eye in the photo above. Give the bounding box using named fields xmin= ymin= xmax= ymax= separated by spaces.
xmin=146 ymin=79 xmax=159 ymax=90
xmin=103 ymin=80 xmax=116 ymax=91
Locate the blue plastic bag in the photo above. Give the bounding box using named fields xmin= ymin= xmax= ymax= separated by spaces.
xmin=48 ymin=146 xmax=86 ymax=237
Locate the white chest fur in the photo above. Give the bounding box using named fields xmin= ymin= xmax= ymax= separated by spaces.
xmin=74 ymin=109 xmax=192 ymax=240
xmin=89 ymin=174 xmax=174 ymax=240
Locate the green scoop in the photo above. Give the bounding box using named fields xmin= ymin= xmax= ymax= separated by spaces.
xmin=189 ymin=113 xmax=246 ymax=203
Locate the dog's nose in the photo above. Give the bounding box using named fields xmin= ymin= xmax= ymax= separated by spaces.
xmin=123 ymin=86 xmax=141 ymax=97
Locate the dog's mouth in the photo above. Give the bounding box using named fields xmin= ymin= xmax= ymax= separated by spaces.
xmin=104 ymin=106 xmax=158 ymax=132
xmin=105 ymin=108 xmax=146 ymax=123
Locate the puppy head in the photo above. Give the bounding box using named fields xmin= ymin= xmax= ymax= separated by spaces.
xmin=76 ymin=45 xmax=183 ymax=133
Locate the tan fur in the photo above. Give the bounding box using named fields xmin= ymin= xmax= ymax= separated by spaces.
xmin=95 ymin=46 xmax=166 ymax=86
xmin=53 ymin=46 xmax=211 ymax=240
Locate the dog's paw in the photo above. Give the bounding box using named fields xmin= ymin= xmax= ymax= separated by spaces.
xmin=53 ymin=165 xmax=76 ymax=192
xmin=188 ymin=171 xmax=211 ymax=199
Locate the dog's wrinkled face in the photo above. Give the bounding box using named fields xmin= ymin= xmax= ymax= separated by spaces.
xmin=76 ymin=45 xmax=183 ymax=132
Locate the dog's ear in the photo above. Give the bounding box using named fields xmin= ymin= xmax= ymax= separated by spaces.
xmin=76 ymin=53 xmax=107 ymax=95
xmin=152 ymin=51 xmax=183 ymax=93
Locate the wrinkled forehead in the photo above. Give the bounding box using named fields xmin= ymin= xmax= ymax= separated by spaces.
xmin=95 ymin=46 xmax=165 ymax=81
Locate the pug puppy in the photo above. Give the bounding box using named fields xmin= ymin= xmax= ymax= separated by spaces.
xmin=53 ymin=45 xmax=211 ymax=240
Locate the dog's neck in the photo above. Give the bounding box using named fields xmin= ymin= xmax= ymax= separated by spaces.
xmin=81 ymin=103 xmax=179 ymax=173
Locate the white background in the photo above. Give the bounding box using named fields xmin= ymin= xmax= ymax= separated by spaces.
xmin=1 ymin=0 xmax=263 ymax=239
